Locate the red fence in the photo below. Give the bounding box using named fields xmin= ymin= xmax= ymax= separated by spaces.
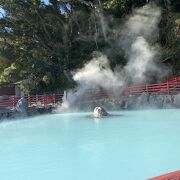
xmin=123 ymin=77 xmax=180 ymax=96
xmin=0 ymin=94 xmax=64 ymax=110
xmin=0 ymin=77 xmax=180 ymax=110
xmin=148 ymin=170 xmax=180 ymax=180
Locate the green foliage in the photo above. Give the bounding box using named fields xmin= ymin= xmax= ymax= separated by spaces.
xmin=103 ymin=0 xmax=147 ymax=16
xmin=104 ymin=0 xmax=127 ymax=16
xmin=0 ymin=0 xmax=179 ymax=94
xmin=160 ymin=11 xmax=180 ymax=74
xmin=158 ymin=0 xmax=180 ymax=74
xmin=0 ymin=0 xmax=73 ymax=93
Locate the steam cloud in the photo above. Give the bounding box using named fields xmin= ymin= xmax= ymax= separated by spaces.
xmin=73 ymin=54 xmax=123 ymax=89
xmin=122 ymin=4 xmax=164 ymax=84
xmin=59 ymin=3 xmax=170 ymax=111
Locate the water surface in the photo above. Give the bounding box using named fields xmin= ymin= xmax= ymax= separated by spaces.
xmin=0 ymin=109 xmax=180 ymax=180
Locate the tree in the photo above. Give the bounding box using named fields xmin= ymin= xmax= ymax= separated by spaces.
xmin=0 ymin=0 xmax=124 ymax=93
xmin=0 ymin=0 xmax=74 ymax=93
xmin=0 ymin=0 xmax=178 ymax=94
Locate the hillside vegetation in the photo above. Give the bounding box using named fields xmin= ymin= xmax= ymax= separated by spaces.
xmin=0 ymin=0 xmax=179 ymax=94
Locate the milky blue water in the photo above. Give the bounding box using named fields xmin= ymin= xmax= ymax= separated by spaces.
xmin=0 ymin=109 xmax=180 ymax=180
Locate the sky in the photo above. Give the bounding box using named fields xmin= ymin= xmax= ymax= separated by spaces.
xmin=0 ymin=7 xmax=5 ymax=17
xmin=0 ymin=1 xmax=71 ymax=18
xmin=42 ymin=0 xmax=50 ymax=5
xmin=0 ymin=0 xmax=49 ymax=17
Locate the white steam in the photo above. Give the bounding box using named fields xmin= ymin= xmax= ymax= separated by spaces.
xmin=126 ymin=5 xmax=161 ymax=38
xmin=73 ymin=54 xmax=123 ymax=89
xmin=125 ymin=37 xmax=159 ymax=84
xmin=59 ymin=3 xmax=169 ymax=111
xmin=121 ymin=4 xmax=164 ymax=84
xmin=60 ymin=54 xmax=124 ymax=111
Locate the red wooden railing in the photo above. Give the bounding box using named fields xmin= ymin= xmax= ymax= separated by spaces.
xmin=0 ymin=77 xmax=180 ymax=110
xmin=81 ymin=77 xmax=180 ymax=100
xmin=0 ymin=94 xmax=64 ymax=110
xmin=123 ymin=77 xmax=180 ymax=96
xmin=148 ymin=170 xmax=180 ymax=180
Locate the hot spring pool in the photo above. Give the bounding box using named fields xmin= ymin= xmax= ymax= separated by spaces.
xmin=0 ymin=109 xmax=180 ymax=180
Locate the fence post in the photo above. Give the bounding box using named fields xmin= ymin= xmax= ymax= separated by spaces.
xmin=175 ymin=77 xmax=178 ymax=85
xmin=63 ymin=91 xmax=67 ymax=101
xmin=42 ymin=95 xmax=44 ymax=105
xmin=43 ymin=95 xmax=45 ymax=106
xmin=44 ymin=95 xmax=47 ymax=106
xmin=12 ymin=96 xmax=15 ymax=109
xmin=128 ymin=88 xmax=131 ymax=96
xmin=146 ymin=85 xmax=148 ymax=93
xmin=167 ymin=81 xmax=170 ymax=94
xmin=36 ymin=95 xmax=38 ymax=105
xmin=53 ymin=94 xmax=56 ymax=104
xmin=28 ymin=95 xmax=30 ymax=107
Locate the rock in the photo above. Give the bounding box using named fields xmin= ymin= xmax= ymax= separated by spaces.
xmin=93 ymin=107 xmax=109 ymax=118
